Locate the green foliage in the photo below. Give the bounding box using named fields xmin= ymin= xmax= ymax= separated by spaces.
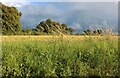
xmin=2 ymin=37 xmax=118 ymax=77
xmin=84 ymin=29 xmax=92 ymax=35
xmin=46 ymin=19 xmax=52 ymax=25
xmin=67 ymin=27 xmax=74 ymax=34
xmin=1 ymin=3 xmax=22 ymax=35
xmin=36 ymin=25 xmax=44 ymax=32
xmin=61 ymin=24 xmax=67 ymax=29
xmin=84 ymin=29 xmax=103 ymax=35
xmin=36 ymin=19 xmax=74 ymax=35
xmin=97 ymin=29 xmax=103 ymax=34
xmin=22 ymin=29 xmax=33 ymax=35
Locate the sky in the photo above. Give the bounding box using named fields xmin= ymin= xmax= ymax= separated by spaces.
xmin=1 ymin=0 xmax=119 ymax=32
xmin=1 ymin=0 xmax=119 ymax=2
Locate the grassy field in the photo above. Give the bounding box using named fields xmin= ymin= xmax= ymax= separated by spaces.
xmin=1 ymin=35 xmax=119 ymax=77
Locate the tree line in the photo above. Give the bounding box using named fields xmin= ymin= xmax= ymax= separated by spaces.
xmin=1 ymin=2 xmax=115 ymax=35
xmin=1 ymin=3 xmax=74 ymax=35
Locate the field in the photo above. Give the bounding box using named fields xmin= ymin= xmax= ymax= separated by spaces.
xmin=1 ymin=35 xmax=119 ymax=77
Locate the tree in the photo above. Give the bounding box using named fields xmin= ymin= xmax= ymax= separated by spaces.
xmin=93 ymin=30 xmax=97 ymax=35
xmin=97 ymin=29 xmax=103 ymax=34
xmin=22 ymin=29 xmax=33 ymax=35
xmin=35 ymin=19 xmax=74 ymax=35
xmin=1 ymin=3 xmax=22 ymax=35
xmin=46 ymin=19 xmax=52 ymax=25
xmin=40 ymin=21 xmax=46 ymax=27
xmin=84 ymin=29 xmax=92 ymax=35
xmin=67 ymin=27 xmax=74 ymax=34
xmin=36 ymin=25 xmax=44 ymax=32
xmin=61 ymin=24 xmax=67 ymax=29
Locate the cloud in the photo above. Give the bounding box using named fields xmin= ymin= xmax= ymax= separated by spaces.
xmin=2 ymin=2 xmax=30 ymax=7
xmin=1 ymin=0 xmax=118 ymax=7
xmin=1 ymin=0 xmax=30 ymax=7
xmin=1 ymin=0 xmax=119 ymax=3
xmin=27 ymin=0 xmax=120 ymax=2
xmin=18 ymin=3 xmax=64 ymax=28
xmin=1 ymin=0 xmax=28 ymax=2
xmin=3 ymin=2 xmax=117 ymax=32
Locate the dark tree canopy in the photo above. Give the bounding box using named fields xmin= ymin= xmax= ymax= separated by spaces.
xmin=67 ymin=27 xmax=74 ymax=34
xmin=1 ymin=2 xmax=22 ymax=35
xmin=36 ymin=19 xmax=74 ymax=35
xmin=83 ymin=29 xmax=103 ymax=35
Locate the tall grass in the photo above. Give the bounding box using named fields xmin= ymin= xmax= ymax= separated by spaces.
xmin=2 ymin=36 xmax=119 ymax=77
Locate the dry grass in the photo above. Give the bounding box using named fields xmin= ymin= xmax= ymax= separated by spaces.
xmin=2 ymin=35 xmax=119 ymax=42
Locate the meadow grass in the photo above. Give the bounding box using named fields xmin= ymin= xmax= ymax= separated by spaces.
xmin=2 ymin=35 xmax=119 ymax=77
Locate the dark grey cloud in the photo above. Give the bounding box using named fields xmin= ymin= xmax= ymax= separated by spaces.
xmin=17 ymin=2 xmax=118 ymax=32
